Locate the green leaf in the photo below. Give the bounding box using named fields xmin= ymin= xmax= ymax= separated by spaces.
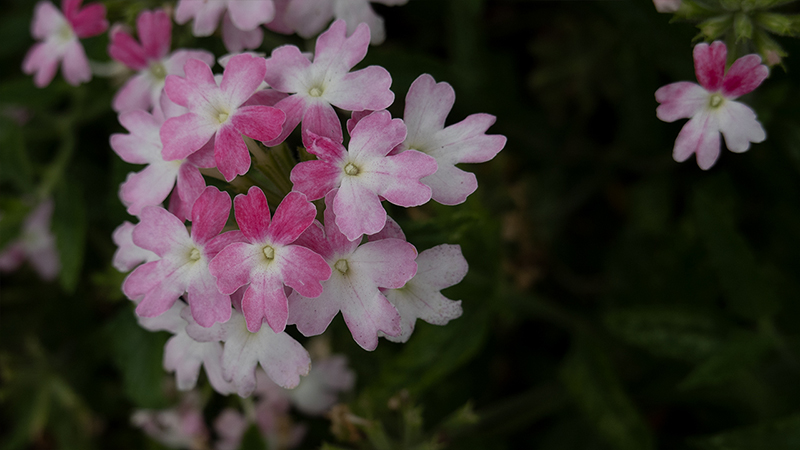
xmin=0 ymin=118 xmax=33 ymax=191
xmin=733 ymin=13 xmax=754 ymax=42
xmin=603 ymin=308 xmax=723 ymax=362
xmin=690 ymin=414 xmax=800 ymax=449
xmin=0 ymin=197 xmax=29 ymax=250
xmin=692 ymin=177 xmax=780 ymax=319
xmin=106 ymin=308 xmax=169 ymax=409
xmin=237 ymin=424 xmax=267 ymax=450
xmin=697 ymin=14 xmax=734 ymax=40
xmin=560 ymin=337 xmax=654 ymax=450
xmin=679 ymin=331 xmax=772 ymax=389
xmin=53 ymin=181 xmax=87 ymax=293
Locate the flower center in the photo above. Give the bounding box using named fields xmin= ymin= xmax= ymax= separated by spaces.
xmin=217 ymin=112 xmax=229 ymax=123
xmin=708 ymin=93 xmax=724 ymax=109
xmin=149 ymin=62 xmax=167 ymax=80
xmin=189 ymin=248 xmax=201 ymax=261
xmin=334 ymin=259 xmax=349 ymax=274
xmin=263 ymin=245 xmax=275 ymax=260
xmin=343 ymin=163 xmax=359 ymax=176
xmin=57 ymin=24 xmax=73 ymax=42
xmin=308 ymin=86 xmax=323 ymax=97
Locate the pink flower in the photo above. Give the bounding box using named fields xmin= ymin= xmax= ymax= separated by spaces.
xmin=291 ymin=110 xmax=437 ymax=241
xmin=108 ymin=9 xmax=215 ymax=112
xmin=656 ymin=41 xmax=769 ymax=170
xmin=0 ymin=200 xmax=60 ymax=280
xmin=184 ymin=307 xmax=311 ymax=395
xmin=175 ymin=0 xmax=275 ymax=52
xmin=22 ymin=0 xmax=108 ymax=87
xmin=283 ymin=0 xmax=407 ymax=45
xmin=123 ymin=187 xmax=243 ymax=328
xmin=209 ymin=187 xmax=331 ymax=334
xmin=111 ymin=221 xmax=158 ymax=272
xmin=288 ymin=192 xmax=417 ymax=350
xmin=132 ymin=393 xmax=209 ymax=449
xmin=652 ymin=0 xmax=681 ymax=12
xmin=288 ymin=354 xmax=355 ymax=415
xmin=262 ymin=20 xmax=394 ymax=146
xmin=399 ymin=74 xmax=506 ymax=205
xmin=161 ymin=54 xmax=286 ymax=181
xmin=110 ymin=98 xmax=212 ymax=218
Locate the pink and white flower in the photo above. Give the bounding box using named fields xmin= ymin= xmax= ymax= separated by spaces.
xmin=291 ymin=110 xmax=437 ymax=241
xmin=132 ymin=392 xmax=209 ymax=449
xmin=398 ymin=74 xmax=506 ymax=205
xmin=108 ymin=9 xmax=215 ymax=112
xmin=175 ymin=0 xmax=275 ymax=52
xmin=110 ymin=98 xmax=212 ymax=218
xmin=23 ymin=0 xmax=108 ymax=87
xmin=380 ymin=244 xmax=467 ymax=343
xmin=161 ymin=54 xmax=286 ymax=181
xmin=123 ymin=187 xmax=243 ymax=327
xmin=111 ymin=221 xmax=158 ymax=272
xmin=138 ymin=302 xmax=235 ymax=395
xmin=262 ymin=20 xmax=394 ymax=146
xmin=0 ymin=200 xmax=60 ymax=280
xmin=655 ymin=41 xmax=769 ymax=170
xmin=184 ymin=307 xmax=311 ymax=395
xmin=288 ymin=192 xmax=417 ymax=350
xmin=282 ymin=0 xmax=407 ymax=45
xmin=209 ymin=187 xmax=331 ymax=334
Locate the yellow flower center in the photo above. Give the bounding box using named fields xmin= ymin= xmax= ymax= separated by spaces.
xmin=308 ymin=87 xmax=323 ymax=97
xmin=263 ymin=245 xmax=275 ymax=260
xmin=334 ymin=259 xmax=349 ymax=274
xmin=189 ymin=248 xmax=201 ymax=261
xmin=708 ymin=93 xmax=724 ymax=109
xmin=343 ymin=163 xmax=359 ymax=176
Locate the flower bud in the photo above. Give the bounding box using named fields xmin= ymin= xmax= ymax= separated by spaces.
xmin=754 ymin=12 xmax=796 ymax=36
xmin=698 ymin=14 xmax=734 ymax=40
xmin=734 ymin=13 xmax=754 ymax=41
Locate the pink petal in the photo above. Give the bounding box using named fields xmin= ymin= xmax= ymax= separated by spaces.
xmin=352 ymin=239 xmax=417 ymax=289
xmin=234 ymin=186 xmax=272 ymax=243
xmin=333 ymin=0 xmax=385 ymax=45
xmin=134 ymin=265 xmax=189 ymax=317
xmin=673 ymin=110 xmax=721 ymax=170
xmin=322 ymin=191 xmax=361 ymax=255
xmin=221 ymin=54 xmax=268 ymax=108
xmin=190 ymin=0 xmax=226 ymax=36
xmin=280 ymin=245 xmax=330 ymax=297
xmin=215 ymin=124 xmax=251 ymax=181
xmin=123 ymin=260 xmax=162 ymax=300
xmin=334 ymin=179 xmax=386 ymax=241
xmin=227 ymin=0 xmax=275 ymax=30
xmin=721 ymin=54 xmax=769 ymax=98
xmin=190 ymin=186 xmax=232 ymax=246
xmin=32 ymin=2 xmax=66 ymax=40
xmin=404 ymin=74 xmax=454 ymax=139
xmin=431 ymin=113 xmax=506 ymax=163
xmin=231 ymin=105 xmax=285 ymax=142
xmin=112 ymin=221 xmax=158 ymax=272
xmin=208 ymin=242 xmax=260 ymax=295
xmin=112 ymin=72 xmax=153 ymax=112
xmin=284 ymin=0 xmax=334 ymax=38
xmin=186 ymin=268 xmax=232 ymax=327
xmin=61 ymin=39 xmax=91 ymax=86
xmin=69 ymin=3 xmax=108 ymax=38
xmin=221 ymin=13 xmax=264 ymax=53
xmin=293 ymin=220 xmax=331 ymax=259
xmin=186 ymin=137 xmax=216 ymax=168
xmin=120 ymin=163 xmax=179 ymax=216
xmin=205 ymin=230 xmax=247 ymax=259
xmin=324 ymin=66 xmax=394 ymax=111
xmin=365 ymin=150 xmax=436 ymax=207
xmin=134 ymin=206 xmax=191 ymax=256
xmin=717 ymin=101 xmax=765 ymax=153
xmin=288 ymin=281 xmax=344 ymax=337
xmin=163 ymin=50 xmax=216 ymax=78
xmin=22 ymin=42 xmax=60 ymax=88
xmin=263 ymin=45 xmax=313 ymax=93
xmin=268 ymin=192 xmax=316 ymax=245
xmin=243 ymin=271 xmax=289 ymax=333
xmin=173 ymin=163 xmax=207 ymax=220
xmin=369 ymin=216 xmax=405 ymax=241
xmin=338 ymin=272 xmax=402 ymax=350
xmin=137 ymin=9 xmax=172 ymax=60
xmin=290 ymin=160 xmax=342 ymax=201
xmin=264 ymin=94 xmax=307 ymax=146
xmin=305 ymin=132 xmax=347 ymax=161
xmin=108 ymin=28 xmax=148 ymax=70
xmin=422 ymin=162 xmax=477 ymax=206
xmin=110 ymin=110 xmax=162 ymax=164
xmin=313 ymin=20 xmax=369 ymax=74
xmin=161 ymin=114 xmax=217 ymax=161
xmin=349 ymin=110 xmax=406 ymax=158
xmin=175 ymin=0 xmax=204 ymax=24
xmin=655 ymin=81 xmax=709 ymax=123
xmin=302 ymin=100 xmax=343 ymax=146
xmin=243 ymin=89 xmax=289 ymax=107
xmin=693 ymin=41 xmax=726 ymax=92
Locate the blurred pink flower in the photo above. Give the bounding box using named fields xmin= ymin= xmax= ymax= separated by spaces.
xmin=0 ymin=200 xmax=60 ymax=281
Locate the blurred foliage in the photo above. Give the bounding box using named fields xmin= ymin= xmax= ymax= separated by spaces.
xmin=2 ymin=0 xmax=800 ymax=449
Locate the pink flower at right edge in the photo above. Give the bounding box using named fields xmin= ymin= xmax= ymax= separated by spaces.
xmin=161 ymin=53 xmax=286 ymax=181
xmin=287 ymin=191 xmax=418 ymax=351
xmin=23 ymin=0 xmax=108 ymax=87
xmin=655 ymin=41 xmax=769 ymax=170
xmin=291 ymin=110 xmax=437 ymax=241
xmin=208 ymin=187 xmax=331 ymax=334
xmin=108 ymin=8 xmax=215 ymax=112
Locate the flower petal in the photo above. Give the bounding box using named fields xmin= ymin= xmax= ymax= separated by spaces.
xmin=693 ymin=41 xmax=726 ymax=92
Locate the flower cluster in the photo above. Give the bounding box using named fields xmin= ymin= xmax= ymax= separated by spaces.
xmin=97 ymin=12 xmax=504 ymax=397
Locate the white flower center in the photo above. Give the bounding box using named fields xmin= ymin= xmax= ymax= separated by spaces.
xmin=149 ymin=62 xmax=167 ymax=80
xmin=334 ymin=259 xmax=349 ymax=274
xmin=263 ymin=245 xmax=275 ymax=261
xmin=189 ymin=248 xmax=201 ymax=261
xmin=708 ymin=93 xmax=725 ymax=109
xmin=217 ymin=112 xmax=229 ymax=123
xmin=343 ymin=163 xmax=359 ymax=176
xmin=57 ymin=23 xmax=74 ymax=42
xmin=308 ymin=86 xmax=323 ymax=97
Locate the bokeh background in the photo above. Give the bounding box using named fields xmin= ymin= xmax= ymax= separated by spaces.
xmin=2 ymin=0 xmax=800 ymax=449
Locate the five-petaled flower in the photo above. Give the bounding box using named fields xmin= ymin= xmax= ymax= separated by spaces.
xmin=655 ymin=41 xmax=769 ymax=170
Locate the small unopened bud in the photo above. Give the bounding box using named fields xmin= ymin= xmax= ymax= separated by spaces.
xmin=698 ymin=14 xmax=734 ymax=40
xmin=754 ymin=12 xmax=795 ymax=37
xmin=734 ymin=13 xmax=754 ymax=42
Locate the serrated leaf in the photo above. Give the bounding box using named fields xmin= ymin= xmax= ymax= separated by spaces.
xmin=560 ymin=337 xmax=654 ymax=450
xmin=53 ymin=181 xmax=86 ymax=293
xmin=690 ymin=414 xmax=800 ymax=450
xmin=679 ymin=331 xmax=772 ymax=389
xmin=107 ymin=308 xmax=169 ymax=409
xmin=604 ymin=308 xmax=723 ymax=362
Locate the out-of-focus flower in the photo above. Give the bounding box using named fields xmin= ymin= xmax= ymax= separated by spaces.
xmin=132 ymin=392 xmax=209 ymax=450
xmin=23 ymin=0 xmax=108 ymax=87
xmin=655 ymin=41 xmax=769 ymax=169
xmin=652 ymin=0 xmax=681 ymax=13
xmin=108 ymin=9 xmax=215 ymax=112
xmin=0 ymin=200 xmax=60 ymax=281
xmin=175 ymin=0 xmax=275 ymax=52
xmin=282 ymin=0 xmax=408 ymax=45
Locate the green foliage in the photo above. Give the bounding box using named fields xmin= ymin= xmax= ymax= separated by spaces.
xmin=691 ymin=415 xmax=800 ymax=449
